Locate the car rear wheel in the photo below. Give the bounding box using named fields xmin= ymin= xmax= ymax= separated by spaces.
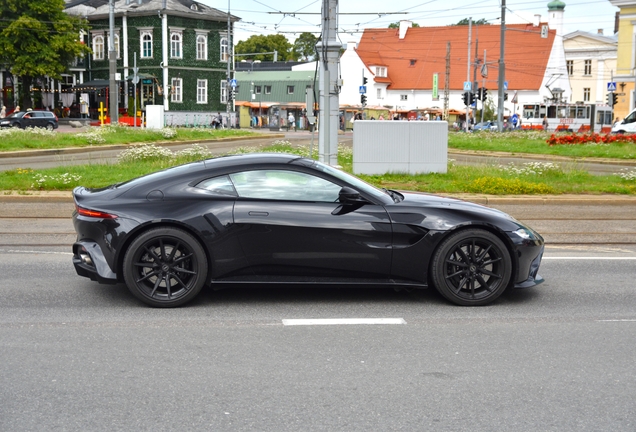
xmin=123 ymin=227 xmax=208 ymax=307
xmin=430 ymin=229 xmax=511 ymax=306
xmin=11 ymin=123 xmax=20 ymax=128
xmin=45 ymin=123 xmax=54 ymax=131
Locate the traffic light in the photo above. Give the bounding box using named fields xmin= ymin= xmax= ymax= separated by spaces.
xmin=482 ymin=88 xmax=488 ymax=100
xmin=607 ymin=92 xmax=613 ymax=106
xmin=462 ymin=91 xmax=470 ymax=106
xmin=362 ymin=76 xmax=368 ymax=85
xmin=361 ymin=94 xmax=367 ymax=106
xmin=504 ymin=92 xmax=508 ymax=101
xmin=613 ymin=93 xmax=618 ymax=106
xmin=470 ymin=92 xmax=476 ymax=105
xmin=477 ymin=87 xmax=483 ymax=101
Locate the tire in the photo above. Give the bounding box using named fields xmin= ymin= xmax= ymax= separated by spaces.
xmin=123 ymin=227 xmax=208 ymax=307
xmin=45 ymin=123 xmax=54 ymax=131
xmin=12 ymin=123 xmax=20 ymax=128
xmin=430 ymin=229 xmax=512 ymax=306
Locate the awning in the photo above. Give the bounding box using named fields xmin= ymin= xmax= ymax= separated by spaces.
xmin=71 ymin=80 xmax=109 ymax=91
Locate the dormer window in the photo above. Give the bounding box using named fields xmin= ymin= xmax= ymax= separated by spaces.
xmin=409 ymin=59 xmax=416 ymax=66
xmin=375 ymin=66 xmax=387 ymax=77
xmin=191 ymin=4 xmax=198 ymax=10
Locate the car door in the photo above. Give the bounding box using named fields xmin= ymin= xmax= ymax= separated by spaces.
xmin=230 ymin=169 xmax=393 ymax=280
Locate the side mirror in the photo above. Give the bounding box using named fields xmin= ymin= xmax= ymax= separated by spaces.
xmin=338 ymin=186 xmax=365 ymax=204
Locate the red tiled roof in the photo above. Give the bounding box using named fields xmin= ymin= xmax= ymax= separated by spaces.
xmin=355 ymin=24 xmax=555 ymax=91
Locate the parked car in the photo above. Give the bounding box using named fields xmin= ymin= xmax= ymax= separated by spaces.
xmin=473 ymin=121 xmax=497 ymax=131
xmin=72 ymin=153 xmax=545 ymax=308
xmin=0 ymin=111 xmax=59 ymax=130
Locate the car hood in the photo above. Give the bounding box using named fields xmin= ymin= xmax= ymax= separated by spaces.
xmin=387 ymin=191 xmax=521 ymax=232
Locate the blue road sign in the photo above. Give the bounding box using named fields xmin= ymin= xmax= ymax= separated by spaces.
xmin=504 ymin=81 xmax=508 ymax=91
xmin=607 ymin=82 xmax=617 ymax=91
xmin=230 ymin=79 xmax=237 ymax=88
xmin=463 ymin=81 xmax=472 ymax=91
xmin=359 ymin=85 xmax=367 ymax=94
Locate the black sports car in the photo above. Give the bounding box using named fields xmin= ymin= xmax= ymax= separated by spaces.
xmin=72 ymin=153 xmax=544 ymax=307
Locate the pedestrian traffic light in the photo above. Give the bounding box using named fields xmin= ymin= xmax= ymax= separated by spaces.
xmin=361 ymin=94 xmax=367 ymax=106
xmin=462 ymin=92 xmax=470 ymax=106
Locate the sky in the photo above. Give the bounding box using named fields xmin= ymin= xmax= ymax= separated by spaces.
xmin=197 ymin=0 xmax=620 ymax=45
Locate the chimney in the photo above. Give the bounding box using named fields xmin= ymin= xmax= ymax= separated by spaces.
xmin=399 ymin=20 xmax=412 ymax=40
xmin=597 ymin=29 xmax=603 ymax=35
xmin=533 ymin=14 xmax=541 ymax=27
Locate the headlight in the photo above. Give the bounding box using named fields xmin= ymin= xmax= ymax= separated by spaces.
xmin=513 ymin=227 xmax=537 ymax=240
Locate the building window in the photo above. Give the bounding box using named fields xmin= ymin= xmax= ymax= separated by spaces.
xmin=264 ymin=85 xmax=271 ymax=94
xmin=93 ymin=35 xmax=104 ymax=60
xmin=170 ymin=32 xmax=182 ymax=59
xmin=375 ymin=67 xmax=386 ymax=77
xmin=583 ymin=87 xmax=590 ymax=102
xmin=566 ymin=60 xmax=573 ymax=75
xmin=409 ymin=59 xmax=416 ymax=66
xmin=171 ymin=78 xmax=182 ymax=103
xmin=377 ymin=88 xmax=382 ymax=99
xmin=584 ymin=59 xmax=592 ymax=75
xmin=287 ymin=85 xmax=295 ymax=94
xmin=220 ymin=37 xmax=229 ymax=62
xmin=400 ymin=94 xmax=408 ymax=101
xmin=221 ymin=80 xmax=228 ymax=103
xmin=141 ymin=31 xmax=153 ymax=58
xmin=196 ymin=34 xmax=207 ymax=60
xmin=254 ymin=85 xmax=261 ymax=94
xmin=197 ymin=79 xmax=208 ymax=104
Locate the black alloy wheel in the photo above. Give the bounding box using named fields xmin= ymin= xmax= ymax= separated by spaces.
xmin=431 ymin=229 xmax=512 ymax=306
xmin=123 ymin=227 xmax=208 ymax=307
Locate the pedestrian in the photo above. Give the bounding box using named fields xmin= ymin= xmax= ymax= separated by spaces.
xmin=0 ymin=106 xmax=5 ymax=118
xmin=15 ymin=105 xmax=20 ymax=113
xmin=378 ymin=114 xmax=385 ymax=120
xmin=542 ymin=115 xmax=548 ymax=130
xmin=287 ymin=112 xmax=295 ymax=131
xmin=216 ymin=112 xmax=223 ymax=129
xmin=613 ymin=117 xmax=621 ymax=127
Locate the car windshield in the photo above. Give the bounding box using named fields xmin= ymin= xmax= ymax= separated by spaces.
xmin=310 ymin=160 xmax=390 ymax=201
xmin=8 ymin=112 xmax=24 ymax=119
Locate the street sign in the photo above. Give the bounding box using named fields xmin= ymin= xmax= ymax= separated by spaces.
xmin=463 ymin=81 xmax=472 ymax=91
xmin=511 ymin=90 xmax=518 ymax=104
xmin=607 ymin=82 xmax=617 ymax=91
xmin=359 ymin=85 xmax=367 ymax=94
xmin=132 ymin=76 xmax=140 ymax=85
xmin=230 ymin=78 xmax=237 ymax=88
xmin=504 ymin=81 xmax=508 ymax=91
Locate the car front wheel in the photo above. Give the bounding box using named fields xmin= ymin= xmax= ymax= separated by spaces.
xmin=123 ymin=227 xmax=208 ymax=307
xmin=45 ymin=123 xmax=54 ymax=131
xmin=430 ymin=229 xmax=512 ymax=306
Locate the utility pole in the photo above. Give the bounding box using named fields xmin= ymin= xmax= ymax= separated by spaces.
xmin=497 ymin=0 xmax=506 ymax=131
xmin=465 ymin=18 xmax=472 ymax=132
xmin=316 ymin=0 xmax=341 ymax=166
xmin=108 ymin=0 xmax=118 ymax=124
xmin=443 ymin=42 xmax=450 ymax=121
xmin=473 ymin=35 xmax=479 ymax=126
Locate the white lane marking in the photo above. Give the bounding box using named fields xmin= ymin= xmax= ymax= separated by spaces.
xmin=282 ymin=318 xmax=406 ymax=326
xmin=543 ymin=257 xmax=636 ymax=260
xmin=0 ymin=249 xmax=73 ymax=255
xmin=597 ymin=319 xmax=636 ymax=322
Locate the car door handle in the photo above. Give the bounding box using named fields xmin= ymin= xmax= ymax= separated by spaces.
xmin=248 ymin=211 xmax=269 ymax=217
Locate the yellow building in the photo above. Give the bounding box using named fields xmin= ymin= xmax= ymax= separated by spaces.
xmin=609 ymin=1 xmax=636 ymax=119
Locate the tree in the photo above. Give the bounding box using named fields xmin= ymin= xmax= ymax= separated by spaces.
xmin=0 ymin=0 xmax=91 ymax=109
xmin=293 ymin=32 xmax=320 ymax=61
xmin=388 ymin=22 xmax=420 ymax=28
xmin=235 ymin=34 xmax=295 ymax=62
xmin=453 ymin=18 xmax=490 ymax=26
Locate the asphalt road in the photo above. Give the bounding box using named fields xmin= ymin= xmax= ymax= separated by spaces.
xmin=1 ymin=242 xmax=635 ymax=431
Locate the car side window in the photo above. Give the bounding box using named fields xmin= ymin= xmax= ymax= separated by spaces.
xmin=228 ymin=169 xmax=341 ymax=202
xmin=196 ymin=175 xmax=237 ymax=196
xmin=624 ymin=111 xmax=636 ymax=124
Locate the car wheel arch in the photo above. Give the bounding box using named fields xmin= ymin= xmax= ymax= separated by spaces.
xmin=115 ymin=220 xmax=212 ymax=282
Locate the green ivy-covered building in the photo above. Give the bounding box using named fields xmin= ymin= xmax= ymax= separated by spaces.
xmin=65 ymin=0 xmax=238 ymax=125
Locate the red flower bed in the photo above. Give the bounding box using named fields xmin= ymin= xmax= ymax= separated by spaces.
xmin=547 ymin=132 xmax=636 ymax=145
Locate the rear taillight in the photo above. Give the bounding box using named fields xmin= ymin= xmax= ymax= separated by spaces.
xmin=76 ymin=204 xmax=117 ymax=219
